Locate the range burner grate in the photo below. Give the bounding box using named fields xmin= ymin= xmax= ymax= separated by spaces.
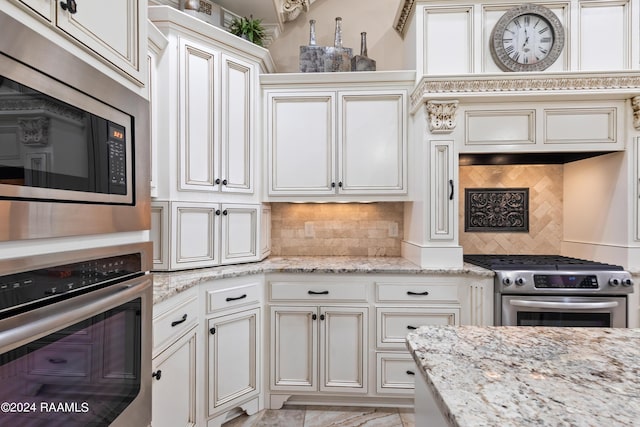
xmin=463 ymin=254 xmax=625 ymax=271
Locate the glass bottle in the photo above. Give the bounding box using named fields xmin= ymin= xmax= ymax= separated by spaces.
xmin=360 ymin=32 xmax=368 ymax=57
xmin=308 ymin=19 xmax=317 ymax=46
xmin=334 ymin=17 xmax=343 ymax=48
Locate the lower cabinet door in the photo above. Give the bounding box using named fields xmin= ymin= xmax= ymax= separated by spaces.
xmin=270 ymin=306 xmax=317 ymax=391
xmin=208 ymin=308 xmax=260 ymax=415
xmin=319 ymin=306 xmax=368 ymax=393
xmin=152 ymin=328 xmax=197 ymax=427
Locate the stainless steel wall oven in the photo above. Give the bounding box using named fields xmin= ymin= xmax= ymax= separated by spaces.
xmin=0 ymin=10 xmax=149 ymax=241
xmin=0 ymin=242 xmax=152 ymax=427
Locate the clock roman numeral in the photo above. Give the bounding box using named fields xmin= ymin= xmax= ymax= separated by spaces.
xmin=538 ymin=47 xmax=548 ymax=54
xmin=540 ymin=37 xmax=552 ymax=43
xmin=512 ymin=52 xmax=520 ymax=62
xmin=514 ymin=18 xmax=521 ymax=28
xmin=538 ymin=26 xmax=549 ymax=34
xmin=524 ymin=16 xmax=530 ymax=26
xmin=533 ymin=19 xmax=541 ymax=29
xmin=505 ymin=45 xmax=515 ymax=54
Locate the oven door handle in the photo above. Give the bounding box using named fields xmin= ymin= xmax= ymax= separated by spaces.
xmin=509 ymin=299 xmax=619 ymax=310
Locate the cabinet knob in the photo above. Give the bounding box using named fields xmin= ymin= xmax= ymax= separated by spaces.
xmin=222 ymin=179 xmax=228 ymax=186
xmin=152 ymin=370 xmax=162 ymax=381
xmin=222 ymin=209 xmax=228 ymax=216
xmin=338 ymin=181 xmax=343 ymax=188
xmin=312 ymin=314 xmax=317 ymax=320
xmin=407 ymin=325 xmax=417 ymax=330
xmin=60 ymin=0 xmax=77 ymax=14
xmin=407 ymin=291 xmax=429 ymax=296
xmin=406 ymin=370 xmax=415 ymax=376
xmin=210 ymin=327 xmax=216 ymax=335
xmin=320 ymin=314 xmax=325 ymax=321
xmin=449 ymin=179 xmax=454 ymax=200
xmin=215 ymin=209 xmax=221 ymax=215
xmin=215 ymin=178 xmax=221 ymax=185
xmin=331 ymin=182 xmax=336 ymax=188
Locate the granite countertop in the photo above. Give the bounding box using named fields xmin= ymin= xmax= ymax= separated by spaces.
xmin=406 ymin=325 xmax=640 ymax=427
xmin=152 ymin=256 xmax=493 ymax=304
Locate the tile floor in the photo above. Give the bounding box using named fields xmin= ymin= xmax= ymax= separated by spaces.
xmin=221 ymin=406 xmax=415 ymax=427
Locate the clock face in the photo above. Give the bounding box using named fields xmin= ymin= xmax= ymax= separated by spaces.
xmin=490 ymin=4 xmax=565 ymax=72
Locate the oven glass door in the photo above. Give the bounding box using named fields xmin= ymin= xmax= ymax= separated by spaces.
xmin=501 ymin=295 xmax=627 ymax=328
xmin=0 ymin=276 xmax=151 ymax=427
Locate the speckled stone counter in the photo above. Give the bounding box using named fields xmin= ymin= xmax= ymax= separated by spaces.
xmin=406 ymin=325 xmax=640 ymax=427
xmin=152 ymin=256 xmax=493 ymax=304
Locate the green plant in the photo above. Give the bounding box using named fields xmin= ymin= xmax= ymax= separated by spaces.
xmin=229 ymin=15 xmax=265 ymax=47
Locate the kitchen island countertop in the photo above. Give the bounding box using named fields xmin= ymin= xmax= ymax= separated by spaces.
xmin=406 ymin=325 xmax=640 ymax=427
xmin=152 ymin=256 xmax=493 ymax=304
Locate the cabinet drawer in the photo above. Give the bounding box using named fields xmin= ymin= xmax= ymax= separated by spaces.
xmin=153 ymin=295 xmax=198 ymax=354
xmin=207 ymin=281 xmax=260 ymax=313
xmin=270 ymin=281 xmax=367 ymax=302
xmin=376 ymin=282 xmax=458 ymax=303
xmin=376 ymin=307 xmax=459 ymax=348
xmin=376 ymin=352 xmax=416 ymax=394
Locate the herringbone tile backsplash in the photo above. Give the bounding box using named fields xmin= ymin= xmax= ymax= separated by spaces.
xmin=459 ymin=164 xmax=564 ymax=254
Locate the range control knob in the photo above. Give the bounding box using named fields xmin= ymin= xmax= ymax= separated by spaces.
xmin=609 ymin=278 xmax=620 ymax=287
xmin=501 ymin=277 xmax=512 ymax=286
xmin=622 ymin=278 xmax=634 ymax=287
xmin=515 ymin=277 xmax=526 ymax=286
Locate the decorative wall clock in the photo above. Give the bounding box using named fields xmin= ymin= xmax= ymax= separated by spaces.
xmin=490 ymin=3 xmax=565 ymax=72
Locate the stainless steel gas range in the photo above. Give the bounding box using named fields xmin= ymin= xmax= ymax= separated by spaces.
xmin=464 ymin=255 xmax=634 ymax=327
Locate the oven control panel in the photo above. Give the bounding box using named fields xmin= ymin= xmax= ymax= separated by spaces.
xmin=497 ymin=271 xmax=634 ymax=294
xmin=533 ymin=274 xmax=599 ymax=289
xmin=0 ymin=253 xmax=142 ymax=317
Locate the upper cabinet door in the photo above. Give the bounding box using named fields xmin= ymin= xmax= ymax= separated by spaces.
xmin=337 ymin=91 xmax=407 ymax=195
xmin=221 ymin=53 xmax=254 ymax=194
xmin=267 ymin=92 xmax=337 ymax=196
xmin=55 ymin=0 xmax=144 ymax=83
xmin=178 ymin=39 xmax=220 ymax=192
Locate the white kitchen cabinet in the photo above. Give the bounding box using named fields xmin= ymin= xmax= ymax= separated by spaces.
xmin=178 ymin=40 xmax=254 ymax=195
xmin=202 ymin=276 xmax=263 ymax=427
xmin=207 ymin=308 xmax=260 ymax=418
xmin=267 ymin=276 xmax=369 ymax=401
xmin=149 ymin=6 xmax=275 ymax=204
xmin=430 ymin=140 xmax=456 ymax=241
xmin=372 ymin=277 xmax=493 ymax=396
xmin=263 ymin=72 xmax=413 ymax=201
xmin=152 ymin=327 xmax=197 ymax=427
xmin=150 ymin=201 xmax=259 ymax=271
xmin=458 ymin=101 xmax=626 ymax=154
xmin=152 ymin=287 xmax=199 ymax=427
xmin=12 ymin=0 xmax=145 ymax=86
xmin=270 ymin=305 xmax=368 ymax=395
xmin=260 ymin=204 xmax=271 ymax=259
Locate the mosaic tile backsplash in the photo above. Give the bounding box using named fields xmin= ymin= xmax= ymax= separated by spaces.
xmin=459 ymin=164 xmax=563 ymax=254
xmin=271 ymin=202 xmax=403 ymax=256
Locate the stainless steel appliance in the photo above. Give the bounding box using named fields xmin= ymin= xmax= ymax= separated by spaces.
xmin=0 ymin=11 xmax=149 ymax=241
xmin=0 ymin=242 xmax=152 ymax=427
xmin=464 ymin=255 xmax=633 ymax=327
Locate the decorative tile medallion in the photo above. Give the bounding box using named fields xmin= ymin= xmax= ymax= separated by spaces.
xmin=465 ymin=188 xmax=529 ymax=232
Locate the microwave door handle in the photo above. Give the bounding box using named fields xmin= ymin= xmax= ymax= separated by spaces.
xmin=509 ymin=300 xmax=619 ymax=310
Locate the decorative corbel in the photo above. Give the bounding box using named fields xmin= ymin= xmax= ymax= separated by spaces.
xmin=425 ymin=100 xmax=458 ymax=134
xmin=632 ymin=96 xmax=640 ymax=131
xmin=281 ymin=0 xmax=309 ymax=22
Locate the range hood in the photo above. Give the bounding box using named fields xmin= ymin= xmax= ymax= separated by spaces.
xmin=459 ymin=151 xmax=616 ymax=166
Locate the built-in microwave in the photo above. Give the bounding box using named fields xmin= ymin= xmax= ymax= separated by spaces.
xmin=0 ymin=10 xmax=149 ymax=242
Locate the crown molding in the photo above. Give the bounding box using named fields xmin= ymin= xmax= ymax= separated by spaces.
xmin=410 ymin=72 xmax=640 ymax=113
